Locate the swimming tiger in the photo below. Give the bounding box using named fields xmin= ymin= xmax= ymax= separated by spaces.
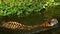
xmin=40 ymin=18 xmax=58 ymax=28
xmin=1 ymin=18 xmax=58 ymax=31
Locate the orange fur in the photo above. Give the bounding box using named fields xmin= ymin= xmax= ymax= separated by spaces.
xmin=40 ymin=21 xmax=51 ymax=28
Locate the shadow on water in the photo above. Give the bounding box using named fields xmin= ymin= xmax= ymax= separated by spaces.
xmin=1 ymin=13 xmax=45 ymax=26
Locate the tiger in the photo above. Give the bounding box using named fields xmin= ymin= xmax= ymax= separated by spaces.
xmin=1 ymin=18 xmax=58 ymax=31
xmin=40 ymin=18 xmax=58 ymax=28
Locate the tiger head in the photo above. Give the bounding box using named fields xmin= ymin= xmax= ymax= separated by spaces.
xmin=50 ymin=18 xmax=58 ymax=26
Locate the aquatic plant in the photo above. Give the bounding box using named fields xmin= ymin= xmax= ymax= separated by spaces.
xmin=0 ymin=0 xmax=45 ymax=17
xmin=0 ymin=0 xmax=60 ymax=17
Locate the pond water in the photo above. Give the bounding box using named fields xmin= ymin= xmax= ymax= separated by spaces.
xmin=0 ymin=14 xmax=60 ymax=34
